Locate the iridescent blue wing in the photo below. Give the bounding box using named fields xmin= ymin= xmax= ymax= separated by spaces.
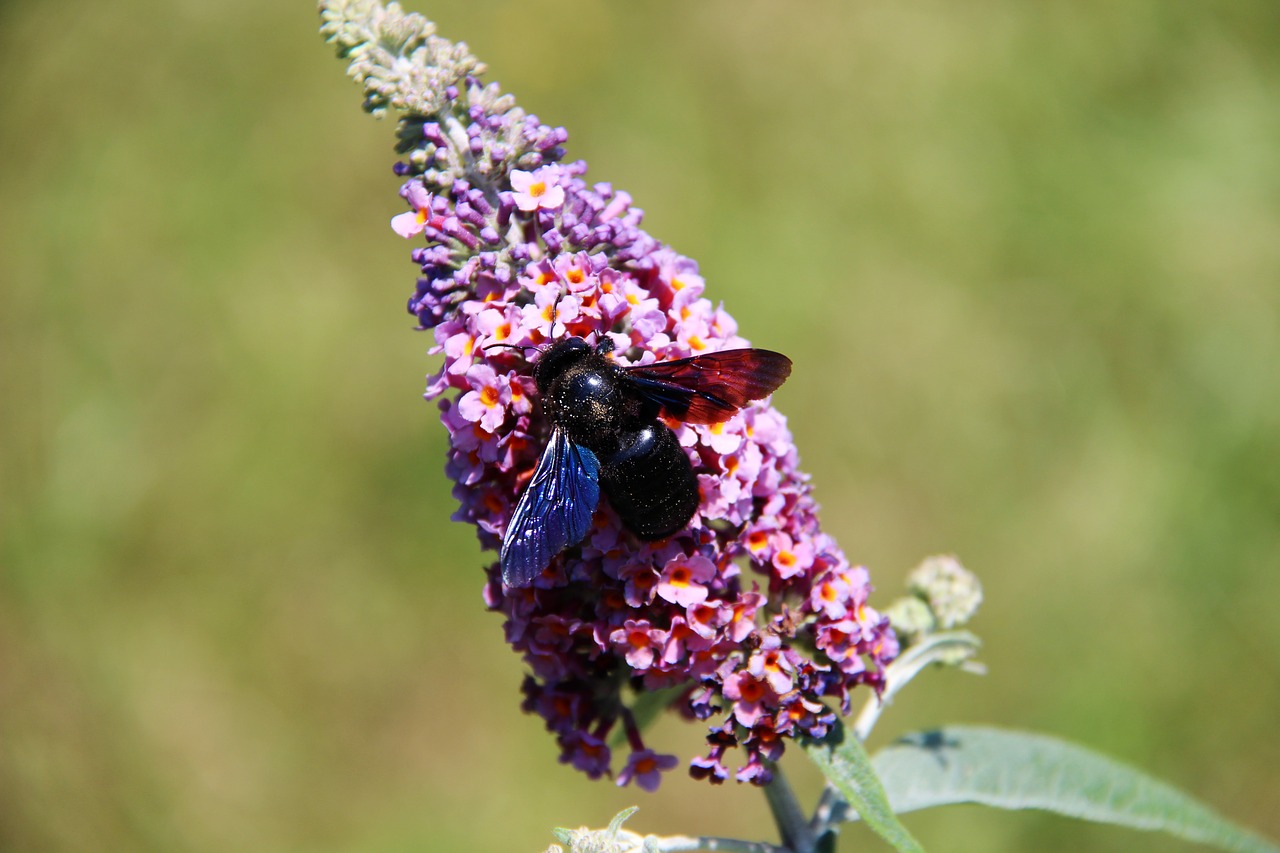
xmin=500 ymin=429 xmax=601 ymax=587
xmin=622 ymin=349 xmax=792 ymax=425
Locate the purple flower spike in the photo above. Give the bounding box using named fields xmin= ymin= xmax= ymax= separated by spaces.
xmin=322 ymin=0 xmax=898 ymax=791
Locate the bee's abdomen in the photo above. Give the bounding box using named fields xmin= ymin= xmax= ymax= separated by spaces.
xmin=599 ymin=424 xmax=700 ymax=540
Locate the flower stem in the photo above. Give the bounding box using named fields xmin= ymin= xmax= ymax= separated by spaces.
xmin=762 ymin=761 xmax=816 ymax=853
xmin=808 ymin=785 xmax=841 ymax=840
xmin=852 ymin=630 xmax=982 ymax=742
xmin=646 ymin=835 xmax=788 ymax=853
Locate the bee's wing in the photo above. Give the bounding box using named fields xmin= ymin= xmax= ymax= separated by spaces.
xmin=622 ymin=349 xmax=792 ymax=425
xmin=500 ymin=428 xmax=602 ymax=587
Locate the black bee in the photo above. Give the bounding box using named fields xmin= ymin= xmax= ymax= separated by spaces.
xmin=499 ymin=335 xmax=792 ymax=587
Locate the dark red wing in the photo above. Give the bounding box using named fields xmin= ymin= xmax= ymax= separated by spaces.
xmin=622 ymin=349 xmax=792 ymax=425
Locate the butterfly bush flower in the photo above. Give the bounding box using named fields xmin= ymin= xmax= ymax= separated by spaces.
xmin=322 ymin=0 xmax=898 ymax=790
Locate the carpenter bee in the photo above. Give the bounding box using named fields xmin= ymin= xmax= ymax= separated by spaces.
xmin=498 ymin=335 xmax=792 ymax=587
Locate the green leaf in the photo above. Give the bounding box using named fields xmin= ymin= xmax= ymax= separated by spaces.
xmin=803 ymin=721 xmax=927 ymax=853
xmin=867 ymin=725 xmax=1279 ymax=853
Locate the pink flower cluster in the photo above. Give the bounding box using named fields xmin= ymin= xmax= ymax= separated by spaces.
xmin=383 ymin=73 xmax=897 ymax=788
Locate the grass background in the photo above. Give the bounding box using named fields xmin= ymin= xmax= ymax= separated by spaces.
xmin=2 ymin=1 xmax=1278 ymax=851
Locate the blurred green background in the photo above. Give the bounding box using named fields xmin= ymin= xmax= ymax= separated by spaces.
xmin=3 ymin=1 xmax=1278 ymax=851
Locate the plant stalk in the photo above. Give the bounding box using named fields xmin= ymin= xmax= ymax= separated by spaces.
xmin=763 ymin=761 xmax=817 ymax=853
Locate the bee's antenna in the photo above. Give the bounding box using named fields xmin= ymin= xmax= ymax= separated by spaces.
xmin=549 ymin=293 xmax=561 ymax=331
xmin=483 ymin=342 xmax=539 ymax=356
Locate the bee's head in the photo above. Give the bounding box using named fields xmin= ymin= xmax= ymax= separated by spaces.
xmin=532 ymin=337 xmax=592 ymax=394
